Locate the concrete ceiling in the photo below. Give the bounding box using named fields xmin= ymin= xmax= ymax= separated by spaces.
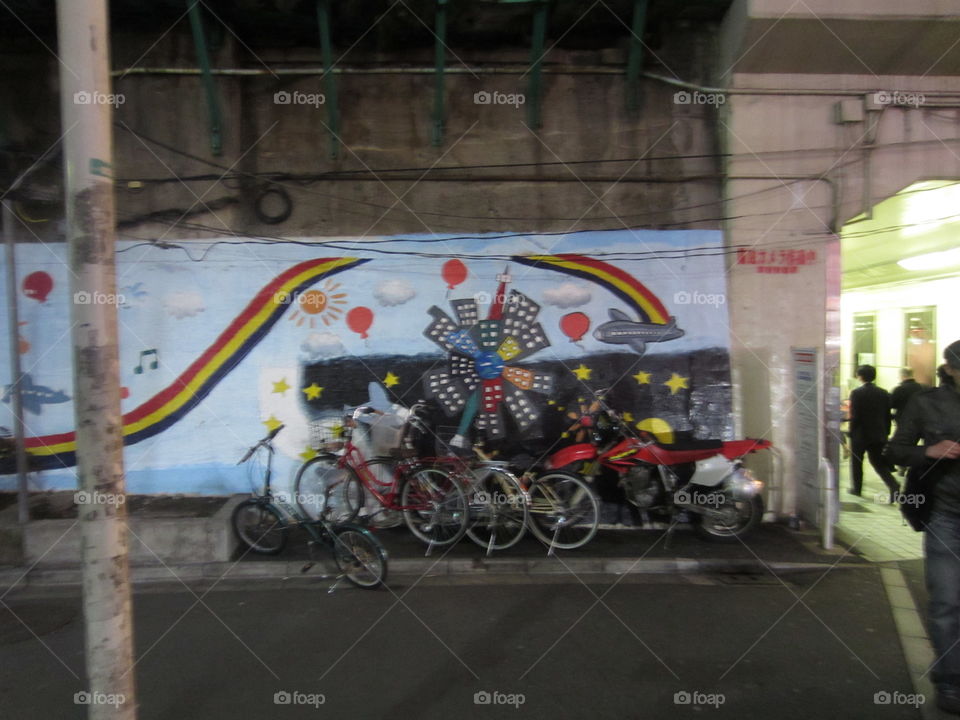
xmin=0 ymin=1 xmax=734 ymax=51
xmin=720 ymin=1 xmax=960 ymax=77
xmin=841 ymin=181 xmax=960 ymax=290
xmin=729 ymin=18 xmax=960 ymax=75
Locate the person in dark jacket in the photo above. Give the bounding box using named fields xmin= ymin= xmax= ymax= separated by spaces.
xmin=848 ymin=364 xmax=899 ymax=500
xmin=887 ymin=341 xmax=960 ymax=715
xmin=891 ymin=367 xmax=927 ymax=425
xmin=891 ymin=368 xmax=929 ymax=476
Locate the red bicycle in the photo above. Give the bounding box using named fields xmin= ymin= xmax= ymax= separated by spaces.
xmin=293 ymin=406 xmax=470 ymax=548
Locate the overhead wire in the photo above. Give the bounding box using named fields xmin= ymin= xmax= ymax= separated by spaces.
xmin=23 ymin=124 xmax=959 ymax=243
xmin=113 ymin=123 xmax=846 ymax=225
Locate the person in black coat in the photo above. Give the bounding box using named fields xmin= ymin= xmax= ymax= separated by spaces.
xmin=886 ymin=343 xmax=960 ymax=714
xmin=891 ymin=367 xmax=927 ymax=426
xmin=848 ymin=364 xmax=899 ymax=500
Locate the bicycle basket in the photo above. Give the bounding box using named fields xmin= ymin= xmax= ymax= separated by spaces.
xmin=309 ymin=419 xmax=345 ymax=452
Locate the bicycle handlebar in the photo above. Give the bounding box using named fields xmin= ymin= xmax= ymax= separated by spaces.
xmin=237 ymin=424 xmax=285 ymax=464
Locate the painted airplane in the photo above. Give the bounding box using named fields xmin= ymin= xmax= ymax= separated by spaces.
xmin=593 ymin=308 xmax=684 ymax=355
xmin=2 ymin=373 xmax=71 ymax=415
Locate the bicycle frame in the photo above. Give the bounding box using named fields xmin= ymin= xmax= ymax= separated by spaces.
xmin=335 ymin=413 xmax=442 ymax=513
xmin=235 ymin=423 xmax=388 ymax=589
xmin=243 ymin=428 xmax=346 ymax=548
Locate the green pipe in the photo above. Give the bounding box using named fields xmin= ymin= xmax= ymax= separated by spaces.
xmin=626 ymin=0 xmax=648 ymax=117
xmin=317 ymin=0 xmax=340 ymax=158
xmin=432 ymin=0 xmax=448 ymax=147
xmin=527 ymin=2 xmax=548 ymax=128
xmin=186 ymin=0 xmax=223 ymax=156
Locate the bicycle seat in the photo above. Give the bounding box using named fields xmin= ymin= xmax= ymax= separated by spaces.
xmin=657 ymin=438 xmax=724 ymax=451
xmin=387 ymin=445 xmax=419 ymax=459
xmin=504 ymin=453 xmax=540 ymax=474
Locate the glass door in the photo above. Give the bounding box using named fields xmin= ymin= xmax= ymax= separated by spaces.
xmin=904 ymin=307 xmax=936 ymax=386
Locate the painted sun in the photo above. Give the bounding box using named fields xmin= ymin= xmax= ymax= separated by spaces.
xmin=288 ymin=280 xmax=348 ymax=328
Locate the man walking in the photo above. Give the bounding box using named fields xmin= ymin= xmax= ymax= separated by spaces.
xmin=887 ymin=341 xmax=960 ymax=714
xmin=848 ymin=364 xmax=899 ymax=501
xmin=891 ymin=367 xmax=926 ymax=426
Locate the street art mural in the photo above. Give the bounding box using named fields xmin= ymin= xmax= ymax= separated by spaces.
xmin=0 ymin=229 xmax=731 ymax=494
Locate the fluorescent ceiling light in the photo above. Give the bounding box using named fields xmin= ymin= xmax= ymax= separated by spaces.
xmin=898 ymin=247 xmax=960 ymax=271
xmin=901 ymin=181 xmax=960 ymax=237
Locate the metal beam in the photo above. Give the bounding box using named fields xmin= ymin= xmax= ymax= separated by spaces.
xmin=186 ymin=1 xmax=223 ymax=156
xmin=432 ymin=0 xmax=448 ymax=147
xmin=626 ymin=0 xmax=648 ymax=117
xmin=317 ymin=0 xmax=340 ymax=158
xmin=527 ymin=1 xmax=548 ymax=128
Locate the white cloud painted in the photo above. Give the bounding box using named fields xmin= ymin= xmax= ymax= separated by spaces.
xmin=300 ymin=332 xmax=345 ymax=362
xmin=541 ymin=282 xmax=592 ymax=308
xmin=374 ymin=278 xmax=417 ymax=307
xmin=164 ymin=290 xmax=205 ymax=319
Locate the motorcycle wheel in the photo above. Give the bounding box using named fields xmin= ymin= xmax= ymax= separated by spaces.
xmin=693 ymin=494 xmax=762 ymax=542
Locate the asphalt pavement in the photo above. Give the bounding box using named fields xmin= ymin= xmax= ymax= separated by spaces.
xmin=0 ymin=563 xmax=923 ymax=719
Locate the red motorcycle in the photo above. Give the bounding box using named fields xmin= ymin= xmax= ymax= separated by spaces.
xmin=544 ymin=404 xmax=772 ymax=542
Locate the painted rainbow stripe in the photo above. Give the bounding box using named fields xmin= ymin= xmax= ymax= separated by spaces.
xmin=512 ymin=254 xmax=670 ymax=324
xmin=24 ymin=257 xmax=367 ymax=470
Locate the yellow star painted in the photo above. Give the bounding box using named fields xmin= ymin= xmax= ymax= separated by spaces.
xmin=622 ymin=411 xmax=635 ymax=423
xmin=633 ymin=371 xmax=651 ymax=385
xmin=263 ymin=415 xmax=282 ymax=433
xmin=302 ymin=383 xmax=323 ymax=400
xmin=272 ymin=378 xmax=291 ymax=395
xmin=664 ymin=373 xmax=689 ymax=395
xmin=383 ymin=371 xmax=400 ymax=388
xmin=572 ymin=364 xmax=592 ymax=381
xmin=547 ymin=399 xmax=556 ymax=406
xmin=299 ymin=446 xmax=317 ymax=461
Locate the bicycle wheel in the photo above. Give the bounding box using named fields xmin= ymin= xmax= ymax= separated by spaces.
xmin=527 ymin=472 xmax=599 ymax=550
xmin=466 ymin=467 xmax=528 ymax=552
xmin=400 ymin=467 xmax=469 ymax=547
xmin=231 ymin=499 xmax=288 ymax=555
xmin=294 ymin=455 xmax=363 ymax=523
xmin=332 ymin=524 xmax=388 ymax=589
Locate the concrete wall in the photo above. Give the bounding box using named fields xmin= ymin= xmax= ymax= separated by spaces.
xmin=12 ymin=9 xmax=960 ymax=518
xmin=1 ymin=25 xmax=725 ymax=244
xmin=720 ymin=68 xmax=960 ymax=517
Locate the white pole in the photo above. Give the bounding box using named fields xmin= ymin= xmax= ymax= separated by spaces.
xmin=820 ymin=456 xmax=835 ymax=550
xmin=56 ymin=1 xmax=137 ymax=717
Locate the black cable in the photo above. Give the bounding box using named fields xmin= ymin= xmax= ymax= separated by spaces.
xmin=112 ymin=122 xmax=845 ymax=224
xmin=116 ymin=218 xmax=815 ymax=264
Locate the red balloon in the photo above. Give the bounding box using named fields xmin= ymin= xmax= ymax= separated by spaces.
xmin=441 ymin=259 xmax=467 ymax=290
xmin=22 ymin=271 xmax=53 ymax=303
xmin=347 ymin=306 xmax=374 ymax=339
xmin=560 ymin=312 xmax=590 ymax=342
